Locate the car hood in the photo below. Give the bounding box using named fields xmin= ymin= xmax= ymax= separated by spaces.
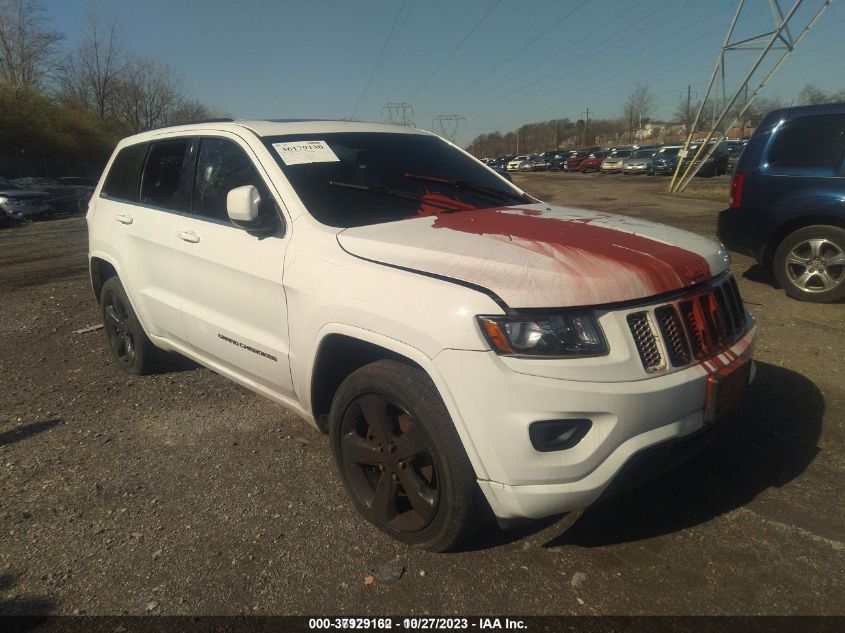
xmin=337 ymin=204 xmax=727 ymax=308
xmin=0 ymin=189 xmax=49 ymax=198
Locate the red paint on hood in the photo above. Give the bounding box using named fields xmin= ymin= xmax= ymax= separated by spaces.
xmin=427 ymin=208 xmax=711 ymax=293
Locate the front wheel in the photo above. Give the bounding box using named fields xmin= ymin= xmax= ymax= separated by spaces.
xmin=329 ymin=360 xmax=489 ymax=551
xmin=773 ymin=225 xmax=845 ymax=303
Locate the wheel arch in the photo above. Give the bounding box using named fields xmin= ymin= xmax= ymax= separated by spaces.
xmin=764 ymin=213 xmax=845 ymax=268
xmin=306 ymin=326 xmax=489 ymax=480
xmin=310 ymin=333 xmax=424 ymax=433
xmin=89 ymin=254 xmax=120 ymax=302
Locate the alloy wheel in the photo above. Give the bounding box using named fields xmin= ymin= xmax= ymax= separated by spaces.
xmin=785 ymin=238 xmax=845 ymax=293
xmin=339 ymin=394 xmax=439 ymax=532
xmin=104 ymin=293 xmax=135 ymax=366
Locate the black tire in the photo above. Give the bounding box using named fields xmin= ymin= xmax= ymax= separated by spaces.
xmin=100 ymin=277 xmax=164 ymax=374
xmin=773 ymin=225 xmax=845 ymax=303
xmin=329 ymin=359 xmax=490 ymax=551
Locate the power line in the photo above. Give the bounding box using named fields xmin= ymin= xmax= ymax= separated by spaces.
xmin=462 ymin=0 xmax=704 ymax=125
xmin=351 ymin=0 xmax=409 ymax=119
xmin=407 ymin=0 xmax=502 ymax=101
xmin=445 ymin=0 xmax=591 ymax=107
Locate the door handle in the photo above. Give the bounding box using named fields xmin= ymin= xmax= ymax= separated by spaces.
xmin=177 ymin=231 xmax=200 ymax=244
xmin=116 ymin=214 xmax=133 ymax=225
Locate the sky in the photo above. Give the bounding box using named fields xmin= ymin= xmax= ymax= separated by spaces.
xmin=45 ymin=0 xmax=845 ymax=147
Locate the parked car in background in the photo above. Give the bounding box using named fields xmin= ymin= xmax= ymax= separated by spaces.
xmin=647 ymin=145 xmax=684 ymax=176
xmin=622 ymin=148 xmax=657 ymax=174
xmin=507 ymin=155 xmax=531 ymax=171
xmin=0 ymin=177 xmax=50 ymax=225
xmin=579 ymin=151 xmax=608 ymax=173
xmin=564 ymin=150 xmax=590 ymax=172
xmin=531 ymin=154 xmax=550 ymax=171
xmin=679 ymin=140 xmax=729 ymax=177
xmin=600 ymin=149 xmax=633 ymax=173
xmin=489 ymin=165 xmax=514 ymax=182
xmin=549 ymin=151 xmax=575 ymax=171
xmin=719 ymin=103 xmax=845 ymax=303
xmin=13 ymin=176 xmax=93 ymax=214
xmin=726 ymin=141 xmax=746 ymax=173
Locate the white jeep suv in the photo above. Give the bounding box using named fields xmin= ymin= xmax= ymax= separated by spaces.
xmin=87 ymin=120 xmax=756 ymax=551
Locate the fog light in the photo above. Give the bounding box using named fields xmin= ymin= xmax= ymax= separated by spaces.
xmin=529 ymin=419 xmax=591 ymax=452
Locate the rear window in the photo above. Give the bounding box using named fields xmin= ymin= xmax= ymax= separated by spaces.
xmin=768 ymin=114 xmax=845 ymax=171
xmin=102 ymin=143 xmax=148 ymax=202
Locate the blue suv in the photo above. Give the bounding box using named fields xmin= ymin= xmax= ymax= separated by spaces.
xmin=718 ymin=103 xmax=845 ymax=303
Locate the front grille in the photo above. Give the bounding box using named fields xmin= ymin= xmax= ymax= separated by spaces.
xmin=627 ymin=275 xmax=746 ymax=372
xmin=627 ymin=311 xmax=663 ymax=373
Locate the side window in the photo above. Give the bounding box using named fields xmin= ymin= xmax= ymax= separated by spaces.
xmin=768 ymin=114 xmax=845 ymax=172
xmin=101 ymin=143 xmax=148 ymax=202
xmin=140 ymin=139 xmax=190 ymax=210
xmin=192 ymin=138 xmax=274 ymax=222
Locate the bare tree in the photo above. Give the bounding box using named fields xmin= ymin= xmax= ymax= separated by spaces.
xmin=624 ymin=83 xmax=657 ymax=141
xmin=113 ymin=58 xmax=180 ymax=132
xmin=797 ymin=83 xmax=845 ymax=106
xmin=59 ymin=10 xmax=122 ymax=118
xmin=0 ymin=0 xmax=62 ymax=97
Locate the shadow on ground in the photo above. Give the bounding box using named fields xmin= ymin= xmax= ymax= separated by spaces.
xmin=0 ymin=418 xmax=61 ymax=448
xmin=742 ymin=263 xmax=777 ymax=288
xmin=0 ymin=573 xmax=56 ymax=616
xmin=540 ymin=361 xmax=822 ymax=548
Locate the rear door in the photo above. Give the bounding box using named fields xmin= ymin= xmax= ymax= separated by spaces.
xmin=175 ymin=134 xmax=294 ymax=397
xmin=96 ymin=139 xmax=190 ymax=343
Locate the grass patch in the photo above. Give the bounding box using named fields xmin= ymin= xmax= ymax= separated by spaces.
xmin=673 ymin=176 xmax=730 ymax=203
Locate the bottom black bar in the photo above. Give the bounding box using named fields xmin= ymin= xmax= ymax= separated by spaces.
xmin=0 ymin=616 xmax=842 ymax=633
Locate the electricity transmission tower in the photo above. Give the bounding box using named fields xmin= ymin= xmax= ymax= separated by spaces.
xmin=382 ymin=102 xmax=415 ymax=127
xmin=669 ymin=0 xmax=831 ymax=193
xmin=432 ymin=114 xmax=466 ymax=142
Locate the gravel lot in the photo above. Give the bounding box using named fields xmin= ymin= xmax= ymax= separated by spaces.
xmin=1 ymin=173 xmax=843 ymax=615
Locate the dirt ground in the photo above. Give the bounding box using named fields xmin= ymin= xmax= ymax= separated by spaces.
xmin=1 ymin=173 xmax=843 ymax=616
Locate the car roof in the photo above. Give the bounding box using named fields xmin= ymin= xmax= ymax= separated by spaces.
xmin=765 ymin=102 xmax=845 ymax=120
xmin=120 ymin=119 xmax=434 ymax=145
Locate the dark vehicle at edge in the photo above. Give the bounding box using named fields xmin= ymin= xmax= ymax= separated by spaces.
xmin=718 ymin=102 xmax=845 ymax=303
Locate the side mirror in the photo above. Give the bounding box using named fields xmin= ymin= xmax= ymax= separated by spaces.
xmin=227 ymin=185 xmax=261 ymax=223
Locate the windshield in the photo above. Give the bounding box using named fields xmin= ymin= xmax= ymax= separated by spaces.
xmin=263 ymin=132 xmax=531 ymax=228
xmin=610 ymin=150 xmax=631 ymax=158
xmin=632 ymin=150 xmax=654 ymax=158
xmin=658 ymin=147 xmax=681 ymax=156
xmin=0 ymin=177 xmax=22 ymax=189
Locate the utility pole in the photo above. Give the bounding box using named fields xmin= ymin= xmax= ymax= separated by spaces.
xmin=580 ymin=108 xmax=590 ymax=145
xmin=555 ymin=121 xmax=560 ymax=149
xmin=382 ymin=102 xmax=415 ymax=127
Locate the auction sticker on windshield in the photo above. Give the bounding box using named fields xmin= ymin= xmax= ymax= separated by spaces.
xmin=272 ymin=140 xmax=339 ymax=165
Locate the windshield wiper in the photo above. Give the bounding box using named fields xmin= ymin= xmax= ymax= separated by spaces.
xmin=403 ymin=173 xmax=528 ymax=203
xmin=328 ymin=180 xmax=469 ymax=212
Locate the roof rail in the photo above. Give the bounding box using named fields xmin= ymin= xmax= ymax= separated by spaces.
xmin=150 ymin=117 xmax=234 ymax=130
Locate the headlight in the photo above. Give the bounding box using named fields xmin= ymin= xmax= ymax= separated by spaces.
xmin=477 ymin=314 xmax=608 ymax=357
xmin=0 ymin=196 xmax=7 ymax=204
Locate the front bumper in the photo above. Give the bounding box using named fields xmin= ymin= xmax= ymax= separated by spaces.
xmin=434 ymin=322 xmax=756 ymax=519
xmin=1 ymin=201 xmax=50 ymax=219
xmin=623 ymin=164 xmax=648 ymax=174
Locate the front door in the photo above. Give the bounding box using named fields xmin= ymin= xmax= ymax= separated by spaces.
xmin=176 ymin=135 xmax=294 ymax=397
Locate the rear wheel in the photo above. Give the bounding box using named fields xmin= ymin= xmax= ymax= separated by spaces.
xmin=329 ymin=360 xmax=489 ymax=551
xmin=100 ymin=277 xmax=164 ymax=374
xmin=773 ymin=225 xmax=845 ymax=303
